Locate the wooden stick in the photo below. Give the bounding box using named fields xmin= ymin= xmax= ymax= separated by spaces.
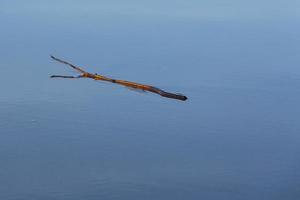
xmin=50 ymin=56 xmax=188 ymax=101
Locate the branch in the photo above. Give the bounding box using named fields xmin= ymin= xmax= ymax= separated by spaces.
xmin=50 ymin=56 xmax=188 ymax=101
xmin=50 ymin=75 xmax=83 ymax=78
xmin=50 ymin=55 xmax=87 ymax=74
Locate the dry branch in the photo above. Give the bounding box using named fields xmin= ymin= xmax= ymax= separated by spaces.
xmin=50 ymin=56 xmax=188 ymax=101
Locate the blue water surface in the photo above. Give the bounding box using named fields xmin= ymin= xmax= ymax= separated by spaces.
xmin=0 ymin=1 xmax=300 ymax=199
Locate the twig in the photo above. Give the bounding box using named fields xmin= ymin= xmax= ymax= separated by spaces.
xmin=50 ymin=56 xmax=188 ymax=101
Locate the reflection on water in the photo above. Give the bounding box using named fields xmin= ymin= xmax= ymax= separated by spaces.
xmin=1 ymin=1 xmax=300 ymax=199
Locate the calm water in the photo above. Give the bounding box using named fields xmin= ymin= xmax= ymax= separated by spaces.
xmin=1 ymin=1 xmax=300 ymax=199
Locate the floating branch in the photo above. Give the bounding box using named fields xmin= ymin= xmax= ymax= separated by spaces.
xmin=50 ymin=56 xmax=188 ymax=101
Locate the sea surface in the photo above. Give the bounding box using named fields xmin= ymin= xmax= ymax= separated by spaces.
xmin=1 ymin=1 xmax=300 ymax=199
